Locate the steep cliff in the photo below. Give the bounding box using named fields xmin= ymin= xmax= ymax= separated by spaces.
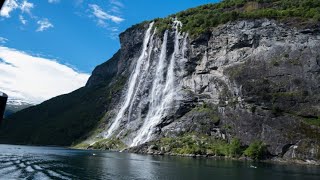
xmin=1 ymin=0 xmax=320 ymax=164
xmin=87 ymin=19 xmax=319 ymax=164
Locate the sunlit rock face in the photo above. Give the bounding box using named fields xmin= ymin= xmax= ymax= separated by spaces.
xmin=92 ymin=19 xmax=320 ymax=162
xmin=2 ymin=18 xmax=320 ymax=163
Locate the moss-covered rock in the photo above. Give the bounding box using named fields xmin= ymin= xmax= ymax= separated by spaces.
xmin=91 ymin=138 xmax=127 ymax=150
xmin=157 ymin=134 xmax=245 ymax=157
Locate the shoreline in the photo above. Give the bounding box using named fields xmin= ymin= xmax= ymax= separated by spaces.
xmin=136 ymin=152 xmax=320 ymax=167
xmin=1 ymin=143 xmax=319 ymax=166
xmin=73 ymin=145 xmax=320 ymax=167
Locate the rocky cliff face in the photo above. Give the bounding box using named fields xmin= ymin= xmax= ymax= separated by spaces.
xmin=164 ymin=19 xmax=320 ymax=162
xmin=1 ymin=17 xmax=319 ymax=164
xmin=82 ymin=18 xmax=320 ymax=163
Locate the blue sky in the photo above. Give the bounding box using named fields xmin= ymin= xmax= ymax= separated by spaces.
xmin=0 ymin=0 xmax=219 ymax=73
xmin=0 ymin=0 xmax=219 ymax=104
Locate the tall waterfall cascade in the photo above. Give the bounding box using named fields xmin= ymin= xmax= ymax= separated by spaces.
xmin=104 ymin=22 xmax=155 ymax=138
xmin=104 ymin=20 xmax=189 ymax=147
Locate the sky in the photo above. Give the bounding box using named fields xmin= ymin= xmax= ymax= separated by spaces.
xmin=0 ymin=0 xmax=219 ymax=104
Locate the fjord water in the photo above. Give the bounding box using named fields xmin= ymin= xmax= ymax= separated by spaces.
xmin=0 ymin=145 xmax=319 ymax=180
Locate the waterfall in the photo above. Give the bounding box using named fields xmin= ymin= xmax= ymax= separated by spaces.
xmin=105 ymin=22 xmax=155 ymax=138
xmin=104 ymin=19 xmax=188 ymax=147
xmin=131 ymin=21 xmax=184 ymax=146
xmin=127 ymin=29 xmax=156 ymax=122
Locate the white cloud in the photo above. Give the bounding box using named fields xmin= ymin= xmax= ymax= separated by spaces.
xmin=20 ymin=0 xmax=34 ymax=14
xmin=0 ymin=46 xmax=90 ymax=104
xmin=0 ymin=0 xmax=34 ymax=18
xmin=36 ymin=18 xmax=54 ymax=32
xmin=0 ymin=0 xmax=19 ymax=18
xmin=19 ymin=15 xmax=27 ymax=24
xmin=86 ymin=1 xmax=124 ymax=39
xmin=109 ymin=0 xmax=124 ymax=8
xmin=97 ymin=19 xmax=107 ymax=27
xmin=110 ymin=6 xmax=121 ymax=14
xmin=48 ymin=0 xmax=60 ymax=4
xmin=0 ymin=37 xmax=8 ymax=44
xmin=89 ymin=4 xmax=124 ymax=24
xmin=108 ymin=27 xmax=120 ymax=39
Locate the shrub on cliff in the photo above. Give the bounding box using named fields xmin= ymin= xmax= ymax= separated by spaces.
xmin=228 ymin=138 xmax=243 ymax=157
xmin=154 ymin=0 xmax=320 ymax=37
xmin=244 ymin=141 xmax=267 ymax=160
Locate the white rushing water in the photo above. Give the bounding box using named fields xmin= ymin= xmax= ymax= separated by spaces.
xmin=131 ymin=20 xmax=184 ymax=146
xmin=127 ymin=29 xmax=156 ymax=122
xmin=105 ymin=20 xmax=188 ymax=146
xmin=105 ymin=22 xmax=155 ymax=138
xmin=130 ymin=30 xmax=169 ymax=146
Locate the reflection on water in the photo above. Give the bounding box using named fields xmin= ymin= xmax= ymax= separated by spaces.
xmin=0 ymin=144 xmax=319 ymax=180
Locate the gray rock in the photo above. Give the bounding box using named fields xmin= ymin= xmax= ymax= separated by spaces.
xmin=116 ymin=19 xmax=320 ymax=162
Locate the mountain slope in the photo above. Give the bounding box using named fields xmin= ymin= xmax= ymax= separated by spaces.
xmin=0 ymin=0 xmax=319 ymax=163
xmin=0 ymin=52 xmax=122 ymax=145
xmin=4 ymin=99 xmax=34 ymax=118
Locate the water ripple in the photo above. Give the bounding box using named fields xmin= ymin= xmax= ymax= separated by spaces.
xmin=0 ymin=145 xmax=319 ymax=180
xmin=0 ymin=153 xmax=78 ymax=179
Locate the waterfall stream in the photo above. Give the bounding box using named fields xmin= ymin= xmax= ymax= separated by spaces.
xmin=131 ymin=21 xmax=183 ymax=146
xmin=105 ymin=22 xmax=155 ymax=138
xmin=105 ymin=20 xmax=188 ymax=146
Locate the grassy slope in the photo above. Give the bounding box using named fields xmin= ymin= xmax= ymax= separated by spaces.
xmin=155 ymin=0 xmax=320 ymax=37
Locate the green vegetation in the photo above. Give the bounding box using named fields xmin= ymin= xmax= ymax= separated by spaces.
xmin=288 ymin=58 xmax=302 ymax=66
xmin=228 ymin=138 xmax=243 ymax=157
xmin=91 ymin=138 xmax=127 ymax=150
xmin=271 ymin=105 xmax=283 ymax=116
xmin=244 ymin=141 xmax=267 ymax=160
xmin=159 ymin=134 xmax=266 ymax=159
xmin=250 ymin=105 xmax=257 ymax=113
xmin=270 ymin=54 xmax=302 ymax=67
xmin=299 ymin=121 xmax=320 ymax=141
xmin=303 ymin=117 xmax=320 ymax=126
xmin=191 ymin=103 xmax=220 ymax=123
xmin=106 ymin=76 xmax=127 ymax=101
xmin=270 ymin=91 xmax=308 ymax=116
xmin=272 ymin=91 xmax=307 ymax=98
xmin=153 ymin=0 xmax=320 ymax=37
xmin=154 ymin=18 xmax=173 ymax=35
xmin=222 ymin=124 xmax=233 ymax=130
xmin=271 ymin=58 xmax=280 ymax=66
xmin=226 ymin=64 xmax=245 ymax=79
xmin=73 ymin=142 xmax=90 ymax=149
xmin=160 ymin=134 xmax=231 ymax=156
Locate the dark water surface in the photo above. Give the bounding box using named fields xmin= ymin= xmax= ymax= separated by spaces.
xmin=0 ymin=144 xmax=319 ymax=180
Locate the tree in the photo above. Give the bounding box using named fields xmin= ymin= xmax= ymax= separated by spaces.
xmin=244 ymin=141 xmax=267 ymax=160
xmin=228 ymin=138 xmax=243 ymax=157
